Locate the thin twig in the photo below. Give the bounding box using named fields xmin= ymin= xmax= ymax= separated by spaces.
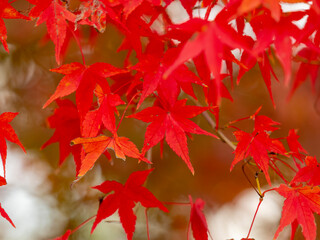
xmin=242 ymin=162 xmax=262 ymax=198
xmin=162 ymin=201 xmax=191 ymax=206
xmin=246 ymin=198 xmax=263 ymax=239
xmin=70 ymin=215 xmax=96 ymax=235
xmin=145 ymin=208 xmax=150 ymax=240
xmin=190 ymin=98 xmax=236 ymax=150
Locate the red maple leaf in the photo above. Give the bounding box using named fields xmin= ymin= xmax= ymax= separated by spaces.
xmin=0 ymin=203 xmax=14 ymax=227
xmin=91 ymin=169 xmax=168 ymax=240
xmin=72 ymin=133 xmax=151 ymax=177
xmin=275 ymin=184 xmax=320 ymax=240
xmin=0 ymin=0 xmax=29 ymax=52
xmin=82 ymin=85 xmax=125 ymax=137
xmin=26 ymin=0 xmax=77 ymax=65
xmin=129 ymin=98 xmax=217 ymax=174
xmin=231 ymin=115 xmax=286 ymax=185
xmin=43 ymin=62 xmax=126 ymax=118
xmin=291 ymin=156 xmax=320 ymax=186
xmin=289 ymin=48 xmax=320 ymax=99
xmin=133 ymin=47 xmax=202 ymax=108
xmin=0 ymin=112 xmax=25 ymax=178
xmin=237 ymin=0 xmax=308 ymax=21
xmin=237 ymin=37 xmax=279 ymax=106
xmin=165 ymin=0 xmax=199 ymax=18
xmin=189 ymin=196 xmax=209 ymax=240
xmin=41 ymin=99 xmax=82 ymax=174
xmin=287 ymin=129 xmax=308 ymax=165
xmin=237 ymin=0 xmax=282 ymax=21
xmin=249 ymin=9 xmax=306 ymax=86
xmin=165 ymin=17 xmax=250 ymax=104
xmin=193 ymin=54 xmax=233 ymax=106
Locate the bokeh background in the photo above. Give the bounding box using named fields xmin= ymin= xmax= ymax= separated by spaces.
xmin=0 ymin=1 xmax=319 ymax=240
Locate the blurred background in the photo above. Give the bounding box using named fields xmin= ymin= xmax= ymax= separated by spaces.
xmin=0 ymin=1 xmax=319 ymax=240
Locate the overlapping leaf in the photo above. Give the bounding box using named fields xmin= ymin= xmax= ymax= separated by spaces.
xmin=249 ymin=9 xmax=306 ymax=86
xmin=133 ymin=47 xmax=202 ymax=108
xmin=42 ymin=100 xmax=82 ymax=174
xmin=43 ymin=62 xmax=126 ymax=118
xmin=82 ymin=85 xmax=125 ymax=137
xmin=165 ymin=17 xmax=250 ymax=104
xmin=91 ymin=169 xmax=168 ymax=240
xmin=237 ymin=37 xmax=279 ymax=106
xmin=231 ymin=115 xmax=286 ymax=185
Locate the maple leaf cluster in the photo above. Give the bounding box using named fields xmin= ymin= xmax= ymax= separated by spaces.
xmin=2 ymin=0 xmax=320 ymax=239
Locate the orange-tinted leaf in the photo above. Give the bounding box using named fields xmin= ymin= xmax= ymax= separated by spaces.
xmin=72 ymin=134 xmax=151 ymax=177
xmin=72 ymin=135 xmax=112 ymax=176
xmin=238 ymin=0 xmax=281 ymax=21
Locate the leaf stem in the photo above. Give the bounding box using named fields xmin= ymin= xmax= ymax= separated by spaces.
xmin=189 ymin=99 xmax=227 ymax=146
xmin=255 ymin=171 xmax=262 ymax=196
xmin=162 ymin=201 xmax=191 ymax=206
xmin=116 ymin=91 xmax=140 ymax=132
xmin=145 ymin=208 xmax=150 ymax=240
xmin=262 ymin=188 xmax=276 ymax=196
xmin=204 ymin=1 xmax=216 ymax=20
xmin=202 ymin=110 xmax=236 ymax=150
xmin=187 ymin=213 xmax=191 ymax=240
xmin=242 ymin=162 xmax=262 ymax=198
xmin=190 ymin=97 xmax=237 ymax=150
xmin=69 ymin=215 xmax=96 ymax=235
xmin=269 ymin=161 xmax=289 ymax=184
xmin=246 ymin=197 xmax=263 ymax=239
xmin=274 ymin=157 xmax=297 ymax=173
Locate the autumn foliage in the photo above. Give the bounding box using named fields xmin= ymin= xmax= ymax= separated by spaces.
xmin=2 ymin=0 xmax=320 ymax=239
